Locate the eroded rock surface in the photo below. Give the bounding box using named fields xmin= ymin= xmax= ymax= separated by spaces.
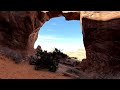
xmin=81 ymin=12 xmax=120 ymax=78
xmin=0 ymin=11 xmax=80 ymax=61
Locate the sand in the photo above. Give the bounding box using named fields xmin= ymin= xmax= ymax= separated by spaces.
xmin=0 ymin=48 xmax=86 ymax=79
xmin=0 ymin=54 xmax=72 ymax=79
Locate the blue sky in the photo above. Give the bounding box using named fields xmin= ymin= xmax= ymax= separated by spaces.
xmin=34 ymin=16 xmax=84 ymax=52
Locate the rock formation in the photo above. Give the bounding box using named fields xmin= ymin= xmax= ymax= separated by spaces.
xmin=0 ymin=11 xmax=120 ymax=78
xmin=0 ymin=11 xmax=80 ymax=62
xmin=81 ymin=11 xmax=120 ymax=78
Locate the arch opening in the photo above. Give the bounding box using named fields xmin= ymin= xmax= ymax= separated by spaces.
xmin=34 ymin=16 xmax=86 ymax=61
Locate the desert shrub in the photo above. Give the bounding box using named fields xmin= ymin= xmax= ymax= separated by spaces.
xmin=74 ymin=57 xmax=77 ymax=59
xmin=68 ymin=57 xmax=71 ymax=59
xmin=53 ymin=48 xmax=68 ymax=59
xmin=29 ymin=55 xmax=38 ymax=65
xmin=30 ymin=48 xmax=68 ymax=72
xmin=71 ymin=57 xmax=77 ymax=59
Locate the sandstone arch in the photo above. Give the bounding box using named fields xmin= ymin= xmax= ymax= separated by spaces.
xmin=0 ymin=11 xmax=80 ymax=59
xmin=0 ymin=11 xmax=120 ymax=78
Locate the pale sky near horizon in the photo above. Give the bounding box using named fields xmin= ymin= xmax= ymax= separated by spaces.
xmin=34 ymin=16 xmax=84 ymax=52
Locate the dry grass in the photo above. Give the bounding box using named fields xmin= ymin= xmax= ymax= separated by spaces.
xmin=0 ymin=54 xmax=71 ymax=79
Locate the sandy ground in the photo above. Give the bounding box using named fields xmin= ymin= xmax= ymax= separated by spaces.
xmin=65 ymin=48 xmax=86 ymax=61
xmin=0 ymin=54 xmax=72 ymax=79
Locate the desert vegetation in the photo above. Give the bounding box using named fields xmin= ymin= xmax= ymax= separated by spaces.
xmin=29 ymin=47 xmax=69 ymax=72
xmin=29 ymin=45 xmax=81 ymax=73
xmin=0 ymin=52 xmax=70 ymax=79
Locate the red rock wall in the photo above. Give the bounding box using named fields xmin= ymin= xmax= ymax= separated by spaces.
xmin=0 ymin=11 xmax=80 ymax=61
xmin=82 ymin=17 xmax=120 ymax=77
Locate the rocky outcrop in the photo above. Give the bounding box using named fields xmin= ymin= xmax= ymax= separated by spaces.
xmin=81 ymin=12 xmax=120 ymax=78
xmin=0 ymin=11 xmax=80 ymax=62
xmin=0 ymin=11 xmax=40 ymax=61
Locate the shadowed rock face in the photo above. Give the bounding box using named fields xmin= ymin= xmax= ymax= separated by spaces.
xmin=81 ymin=17 xmax=120 ymax=78
xmin=0 ymin=11 xmax=40 ymax=61
xmin=0 ymin=11 xmax=80 ymax=61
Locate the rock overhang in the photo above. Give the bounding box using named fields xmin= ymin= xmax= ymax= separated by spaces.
xmin=81 ymin=11 xmax=120 ymax=21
